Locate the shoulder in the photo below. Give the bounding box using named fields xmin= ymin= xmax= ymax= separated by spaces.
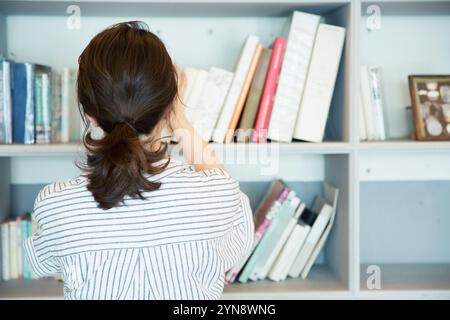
xmin=32 ymin=177 xmax=88 ymax=221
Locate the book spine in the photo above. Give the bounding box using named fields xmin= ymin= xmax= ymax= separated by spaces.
xmin=293 ymin=24 xmax=346 ymax=142
xmin=186 ymin=69 xmax=209 ymax=125
xmin=51 ymin=73 xmax=62 ymax=143
xmin=9 ymin=221 xmax=18 ymax=279
xmin=24 ymin=63 xmax=36 ymax=144
xmin=252 ymin=38 xmax=286 ymax=143
xmin=42 ymin=73 xmax=52 ymax=144
xmin=12 ymin=63 xmax=27 ymax=143
xmin=236 ymin=47 xmax=272 ymax=143
xmin=35 ymin=75 xmax=44 ymax=143
xmin=288 ymin=204 xmax=333 ymax=278
xmin=368 ymin=66 xmax=386 ymax=140
xmin=1 ymin=223 xmax=10 ymax=280
xmin=194 ymin=67 xmax=234 ymax=142
xmin=1 ymin=60 xmax=13 ymax=144
xmin=224 ymin=44 xmax=263 ymax=143
xmin=61 ymin=68 xmax=79 ymax=143
xmin=360 ymin=65 xmax=377 ymax=140
xmin=267 ymin=12 xmax=320 ymax=142
xmin=212 ymin=35 xmax=259 ymax=143
xmin=225 ymin=187 xmax=289 ymax=284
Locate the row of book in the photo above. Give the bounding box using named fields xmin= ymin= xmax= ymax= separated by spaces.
xmin=0 ymin=61 xmax=81 ymax=144
xmin=167 ymin=10 xmax=346 ymax=144
xmin=360 ymin=65 xmax=387 ymax=141
xmin=225 ymin=180 xmax=339 ymax=283
xmin=0 ymin=214 xmax=37 ymax=281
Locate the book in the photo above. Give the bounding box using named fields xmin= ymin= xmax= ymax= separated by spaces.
xmin=9 ymin=220 xmax=18 ymax=279
xmin=235 ymin=187 xmax=290 ymax=284
xmin=185 ymin=69 xmax=209 ymax=124
xmin=0 ymin=59 xmax=12 ymax=144
xmin=61 ymin=67 xmax=80 ymax=143
xmin=258 ymin=200 xmax=305 ymax=280
xmin=225 ymin=180 xmax=289 ymax=283
xmin=252 ymin=38 xmax=286 ymax=143
xmin=249 ymin=194 xmax=300 ymax=281
xmin=288 ymin=197 xmax=334 ymax=278
xmin=212 ymin=35 xmax=259 ymax=143
xmin=267 ymin=12 xmax=320 ymax=142
xmin=238 ymin=190 xmax=295 ymax=283
xmin=224 ymin=44 xmax=263 ymax=143
xmin=268 ymin=207 xmax=316 ymax=281
xmin=224 ymin=180 xmax=286 ymax=283
xmin=193 ymin=67 xmax=234 ymax=142
xmin=35 ymin=71 xmax=52 ymax=144
xmin=11 ymin=62 xmax=36 ymax=144
xmin=360 ymin=65 xmax=376 ymax=140
xmin=181 ymin=67 xmax=199 ymax=108
xmin=293 ymin=24 xmax=346 ymax=142
xmin=236 ymin=47 xmax=272 ymax=143
xmin=367 ymin=65 xmax=386 ymax=140
xmin=1 ymin=222 xmax=9 ymax=280
xmin=301 ymin=183 xmax=339 ymax=279
xmin=51 ymin=72 xmax=62 ymax=143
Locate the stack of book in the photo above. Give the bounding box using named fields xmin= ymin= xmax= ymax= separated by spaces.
xmin=360 ymin=65 xmax=387 ymax=141
xmin=0 ymin=62 xmax=81 ymax=145
xmin=225 ymin=180 xmax=339 ymax=284
xmin=0 ymin=214 xmax=37 ymax=281
xmin=176 ymin=10 xmax=346 ymax=144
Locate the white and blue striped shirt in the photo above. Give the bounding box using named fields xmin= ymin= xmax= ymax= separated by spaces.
xmin=23 ymin=158 xmax=254 ymax=300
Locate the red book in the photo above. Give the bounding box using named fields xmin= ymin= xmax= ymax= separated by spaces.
xmin=252 ymin=37 xmax=287 ymax=143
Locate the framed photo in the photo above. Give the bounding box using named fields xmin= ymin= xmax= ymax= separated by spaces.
xmin=409 ymin=75 xmax=450 ymax=141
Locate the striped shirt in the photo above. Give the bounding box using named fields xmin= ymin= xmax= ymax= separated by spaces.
xmin=23 ymin=158 xmax=254 ymax=300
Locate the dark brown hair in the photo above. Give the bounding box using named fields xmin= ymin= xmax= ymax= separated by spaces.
xmin=77 ymin=21 xmax=178 ymax=210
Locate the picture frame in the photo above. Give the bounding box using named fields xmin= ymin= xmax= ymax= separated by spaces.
xmin=408 ymin=75 xmax=450 ymax=141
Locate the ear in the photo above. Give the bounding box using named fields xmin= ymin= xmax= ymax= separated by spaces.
xmin=86 ymin=114 xmax=99 ymax=127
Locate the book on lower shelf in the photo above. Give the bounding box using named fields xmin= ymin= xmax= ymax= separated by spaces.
xmin=225 ymin=179 xmax=339 ymax=285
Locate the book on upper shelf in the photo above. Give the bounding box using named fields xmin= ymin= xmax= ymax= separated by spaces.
xmin=360 ymin=65 xmax=387 ymax=141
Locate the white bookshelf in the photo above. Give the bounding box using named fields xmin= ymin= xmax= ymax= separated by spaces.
xmin=0 ymin=0 xmax=449 ymax=300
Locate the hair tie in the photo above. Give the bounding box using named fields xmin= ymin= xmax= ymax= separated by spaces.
xmin=113 ymin=120 xmax=139 ymax=135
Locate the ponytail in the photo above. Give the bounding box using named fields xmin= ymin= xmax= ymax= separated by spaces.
xmin=79 ymin=122 xmax=169 ymax=210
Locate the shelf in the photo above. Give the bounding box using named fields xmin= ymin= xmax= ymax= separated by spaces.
xmin=0 ymin=265 xmax=348 ymax=300
xmin=0 ymin=0 xmax=349 ymax=17
xmin=0 ymin=142 xmax=352 ymax=157
xmin=359 ymin=264 xmax=450 ymax=299
xmin=359 ymin=140 xmax=450 ymax=152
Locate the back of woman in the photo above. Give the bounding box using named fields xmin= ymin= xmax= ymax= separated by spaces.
xmin=23 ymin=21 xmax=254 ymax=300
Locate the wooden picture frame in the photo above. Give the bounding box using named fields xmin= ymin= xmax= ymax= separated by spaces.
xmin=408 ymin=75 xmax=450 ymax=141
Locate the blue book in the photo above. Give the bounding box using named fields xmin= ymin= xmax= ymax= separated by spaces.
xmin=11 ymin=62 xmax=51 ymax=144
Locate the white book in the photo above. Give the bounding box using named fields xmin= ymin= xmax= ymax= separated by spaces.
xmin=367 ymin=66 xmax=386 ymax=140
xmin=359 ymin=94 xmax=368 ymax=141
xmin=16 ymin=221 xmax=23 ymax=279
xmin=192 ymin=67 xmax=234 ymax=142
xmin=293 ymin=24 xmax=346 ymax=142
xmin=9 ymin=221 xmax=18 ymax=280
xmin=1 ymin=60 xmax=12 ymax=144
xmin=288 ymin=199 xmax=333 ymax=278
xmin=1 ymin=223 xmax=10 ymax=280
xmin=267 ymin=11 xmax=320 ymax=142
xmin=360 ymin=65 xmax=377 ymax=140
xmin=300 ymin=183 xmax=339 ymax=279
xmin=268 ymin=220 xmax=311 ymax=282
xmin=181 ymin=67 xmax=199 ymax=106
xmin=185 ymin=69 xmax=209 ymax=123
xmin=212 ymin=35 xmax=259 ymax=143
xmin=259 ymin=202 xmax=305 ymax=280
xmin=61 ymin=67 xmax=80 ymax=143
